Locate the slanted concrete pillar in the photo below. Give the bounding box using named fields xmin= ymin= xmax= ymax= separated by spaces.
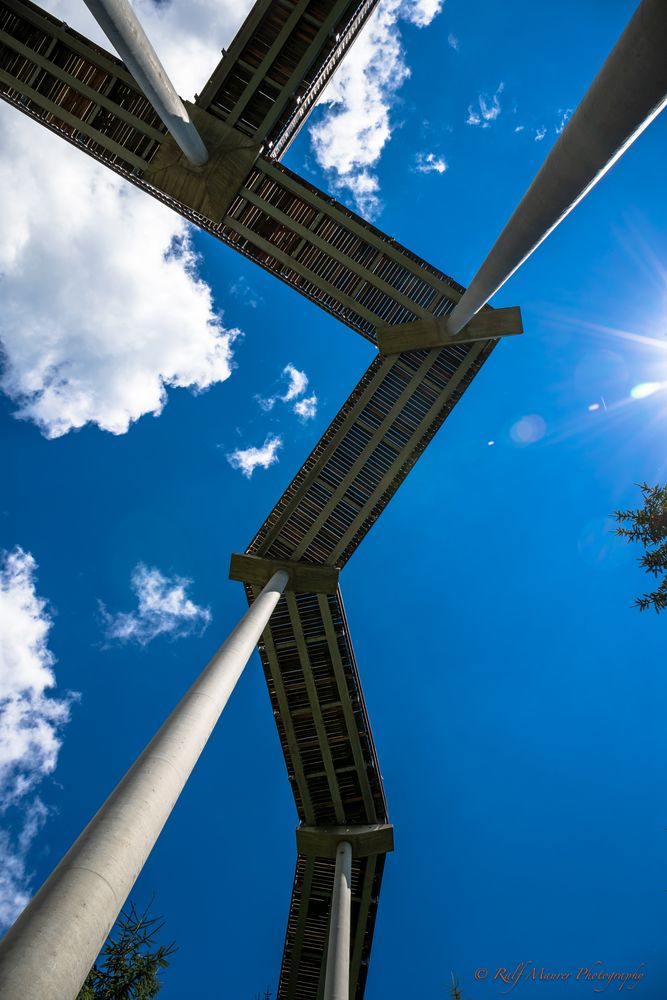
xmin=323 ymin=840 xmax=353 ymax=1000
xmin=83 ymin=0 xmax=208 ymax=165
xmin=0 ymin=570 xmax=288 ymax=1000
xmin=447 ymin=0 xmax=667 ymax=336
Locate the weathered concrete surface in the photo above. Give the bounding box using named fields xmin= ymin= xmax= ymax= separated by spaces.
xmin=297 ymin=824 xmax=394 ymax=859
xmin=323 ymin=840 xmax=353 ymax=1000
xmin=230 ymin=552 xmax=340 ymax=595
xmin=143 ymin=104 xmax=261 ymax=221
xmin=376 ymin=305 xmax=522 ymax=354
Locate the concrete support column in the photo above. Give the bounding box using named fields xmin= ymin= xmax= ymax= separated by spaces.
xmin=446 ymin=0 xmax=667 ymax=336
xmin=323 ymin=840 xmax=353 ymax=1000
xmin=82 ymin=0 xmax=208 ymax=165
xmin=0 ymin=570 xmax=288 ymax=1000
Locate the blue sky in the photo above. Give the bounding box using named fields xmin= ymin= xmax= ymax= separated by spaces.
xmin=1 ymin=0 xmax=666 ymax=997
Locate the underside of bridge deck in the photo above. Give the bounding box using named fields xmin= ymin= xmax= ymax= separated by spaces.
xmin=0 ymin=3 xmax=506 ymax=995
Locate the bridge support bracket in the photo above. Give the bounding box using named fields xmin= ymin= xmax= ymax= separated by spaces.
xmin=143 ymin=103 xmax=261 ymax=221
xmin=296 ymin=823 xmax=394 ymax=859
xmin=376 ymin=304 xmax=522 ymax=354
xmin=230 ymin=553 xmax=340 ymax=594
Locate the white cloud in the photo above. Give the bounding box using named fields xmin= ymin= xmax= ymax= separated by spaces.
xmin=403 ymin=0 xmax=444 ymax=28
xmin=447 ymin=32 xmax=459 ymax=50
xmin=227 ymin=434 xmax=283 ymax=478
xmin=257 ymin=363 xmax=313 ymax=416
xmin=514 ymin=125 xmax=525 ymax=133
xmin=280 ymin=364 xmax=309 ymax=403
xmin=534 ymin=126 xmax=547 ymax=142
xmin=0 ymin=549 xmax=71 ymax=808
xmin=0 ymin=798 xmax=48 ymax=930
xmin=294 ymin=395 xmax=319 ymax=421
xmin=415 ymin=151 xmax=447 ymax=174
xmin=556 ymin=108 xmax=573 ymax=134
xmin=0 ymin=112 xmax=241 ymax=439
xmin=309 ymin=0 xmax=443 ymax=217
xmin=0 ymin=547 xmax=71 ymax=928
xmin=101 ymin=565 xmax=211 ymax=646
xmin=343 ymin=172 xmax=382 ymax=219
xmin=466 ymin=82 xmax=504 ymax=127
xmin=0 ymin=0 xmax=255 ymax=439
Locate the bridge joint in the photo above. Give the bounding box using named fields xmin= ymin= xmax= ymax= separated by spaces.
xmin=376 ymin=304 xmax=523 ymax=354
xmin=296 ymin=823 xmax=394 ymax=859
xmin=229 ymin=553 xmax=340 ymax=594
xmin=143 ymin=104 xmax=261 ymax=222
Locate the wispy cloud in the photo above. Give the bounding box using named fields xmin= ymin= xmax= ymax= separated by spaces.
xmin=556 ymin=108 xmax=573 ymax=134
xmin=466 ymin=82 xmax=504 ymax=127
xmin=258 ymin=364 xmax=318 ymax=419
xmin=309 ymin=0 xmax=444 ymax=217
xmin=280 ymin=364 xmax=309 ymax=403
xmin=415 ymin=151 xmax=447 ymax=174
xmin=0 ymin=549 xmax=71 ymax=807
xmin=447 ymin=32 xmax=459 ymax=50
xmin=101 ymin=565 xmax=211 ymax=646
xmin=0 ymin=798 xmax=49 ymax=930
xmin=0 ymin=547 xmax=72 ymax=928
xmin=229 ymin=276 xmax=262 ymax=310
xmin=294 ymin=395 xmax=319 ymax=421
xmin=227 ymin=434 xmax=283 ymax=478
xmin=513 ymin=108 xmax=573 ymax=142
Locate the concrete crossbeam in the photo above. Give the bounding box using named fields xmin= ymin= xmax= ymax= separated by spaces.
xmin=297 ymin=823 xmax=394 ymax=859
xmin=143 ymin=104 xmax=261 ymax=221
xmin=376 ymin=305 xmax=523 ymax=354
xmin=230 ymin=552 xmax=340 ymax=594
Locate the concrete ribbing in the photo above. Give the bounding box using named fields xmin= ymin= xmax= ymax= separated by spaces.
xmin=446 ymin=0 xmax=667 ymax=335
xmin=82 ymin=0 xmax=208 ymax=165
xmin=0 ymin=570 xmax=288 ymax=1000
xmin=323 ymin=840 xmax=353 ymax=1000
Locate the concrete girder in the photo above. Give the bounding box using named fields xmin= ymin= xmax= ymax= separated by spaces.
xmin=377 ymin=305 xmax=523 ymax=354
xmin=230 ymin=552 xmax=340 ymax=594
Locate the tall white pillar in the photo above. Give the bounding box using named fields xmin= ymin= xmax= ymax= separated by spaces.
xmin=83 ymin=0 xmax=208 ymax=165
xmin=323 ymin=840 xmax=353 ymax=1000
xmin=0 ymin=570 xmax=288 ymax=1000
xmin=447 ymin=0 xmax=667 ymax=336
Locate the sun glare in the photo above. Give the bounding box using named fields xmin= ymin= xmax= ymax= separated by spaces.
xmin=630 ymin=381 xmax=666 ymax=400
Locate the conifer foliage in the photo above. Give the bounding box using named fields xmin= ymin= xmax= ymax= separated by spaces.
xmin=449 ymin=973 xmax=472 ymax=999
xmin=614 ymin=482 xmax=667 ymax=613
xmin=78 ymin=902 xmax=176 ymax=1000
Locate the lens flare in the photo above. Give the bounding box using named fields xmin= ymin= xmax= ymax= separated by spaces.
xmin=630 ymin=381 xmax=665 ymax=399
xmin=510 ymin=414 xmax=547 ymax=445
